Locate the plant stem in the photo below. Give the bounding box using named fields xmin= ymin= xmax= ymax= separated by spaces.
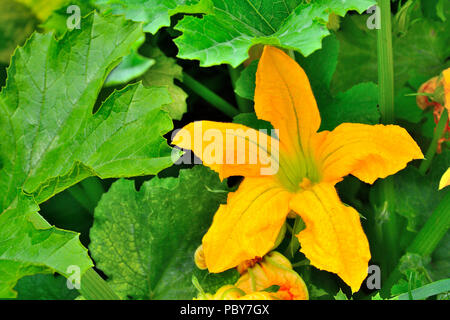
xmin=419 ymin=109 xmax=448 ymax=175
xmin=382 ymin=190 xmax=450 ymax=296
xmin=182 ymin=72 xmax=239 ymax=118
xmin=377 ymin=0 xmax=395 ymax=124
xmin=228 ymin=65 xmax=253 ymax=113
xmin=80 ymin=268 xmax=121 ymax=300
xmin=376 ymin=0 xmax=399 ymax=277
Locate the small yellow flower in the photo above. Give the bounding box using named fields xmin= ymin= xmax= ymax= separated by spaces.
xmin=173 ymin=46 xmax=423 ymax=292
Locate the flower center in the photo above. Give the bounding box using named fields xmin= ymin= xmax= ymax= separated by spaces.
xmin=276 ymin=152 xmax=321 ymax=192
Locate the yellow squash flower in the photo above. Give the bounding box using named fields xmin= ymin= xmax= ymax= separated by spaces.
xmin=439 ymin=168 xmax=450 ymax=190
xmin=173 ymin=46 xmax=423 ymax=292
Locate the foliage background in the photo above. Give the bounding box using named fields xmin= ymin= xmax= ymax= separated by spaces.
xmin=0 ymin=0 xmax=448 ymax=300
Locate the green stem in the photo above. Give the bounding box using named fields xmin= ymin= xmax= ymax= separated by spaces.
xmin=382 ymin=190 xmax=450 ymax=297
xmin=377 ymin=0 xmax=395 ymax=124
xmin=419 ymin=109 xmax=448 ymax=175
xmin=228 ymin=65 xmax=253 ymax=113
xmin=182 ymin=72 xmax=239 ymax=118
xmin=376 ymin=0 xmax=398 ymax=277
xmin=80 ymin=268 xmax=121 ymax=300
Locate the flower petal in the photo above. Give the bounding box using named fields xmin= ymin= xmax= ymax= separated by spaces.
xmin=289 ymin=183 xmax=371 ymax=292
xmin=203 ymin=177 xmax=291 ymax=272
xmin=255 ymin=46 xmax=320 ymax=157
xmin=316 ymin=123 xmax=424 ymax=184
xmin=172 ymin=121 xmax=279 ymax=179
xmin=439 ymin=168 xmax=450 ymax=190
xmin=443 ymin=68 xmax=450 ymax=114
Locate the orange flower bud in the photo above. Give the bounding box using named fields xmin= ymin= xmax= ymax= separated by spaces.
xmin=417 ymin=76 xmax=440 ymax=110
xmin=235 ymin=252 xmax=308 ymax=300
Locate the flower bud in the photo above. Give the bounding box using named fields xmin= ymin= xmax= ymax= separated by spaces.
xmin=235 ymin=251 xmax=309 ymax=300
xmin=194 ymin=244 xmax=207 ymax=270
xmin=417 ymin=76 xmax=440 ymax=110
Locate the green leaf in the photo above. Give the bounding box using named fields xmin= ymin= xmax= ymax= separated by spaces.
xmin=94 ymin=0 xmax=213 ymax=34
xmin=395 ymin=87 xmax=425 ymax=124
xmin=395 ymin=279 xmax=450 ymax=300
xmin=141 ymin=47 xmax=188 ymax=120
xmin=174 ymin=0 xmax=376 ymax=67
xmin=334 ymin=289 xmax=349 ymax=300
xmin=331 ymin=14 xmax=450 ymax=95
xmin=393 ymin=167 xmax=444 ymax=232
xmin=105 ymin=36 xmax=155 ymax=87
xmin=319 ymin=82 xmax=380 ymax=131
xmin=297 ymin=33 xmax=340 ymax=107
xmin=0 ymin=0 xmax=39 ymax=64
xmin=0 ymin=13 xmax=176 ymax=211
xmin=89 ymin=166 xmax=238 ymax=300
xmin=235 ymin=60 xmax=258 ymax=101
xmin=0 ymin=194 xmax=93 ymax=298
xmin=14 ymin=274 xmax=79 ymax=300
xmin=429 ymin=233 xmax=450 ymax=282
xmin=0 ymin=12 xmax=178 ymax=298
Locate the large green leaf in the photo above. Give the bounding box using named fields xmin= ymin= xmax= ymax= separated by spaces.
xmin=141 ymin=47 xmax=188 ymax=120
xmin=0 ymin=13 xmax=176 ymax=211
xmin=331 ymin=13 xmax=450 ymax=95
xmin=89 ymin=166 xmax=239 ymax=300
xmin=94 ymin=0 xmax=213 ymax=34
xmin=0 ymin=13 xmax=177 ymax=298
xmin=174 ymin=0 xmax=375 ymax=67
xmin=0 ymin=194 xmax=92 ymax=298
